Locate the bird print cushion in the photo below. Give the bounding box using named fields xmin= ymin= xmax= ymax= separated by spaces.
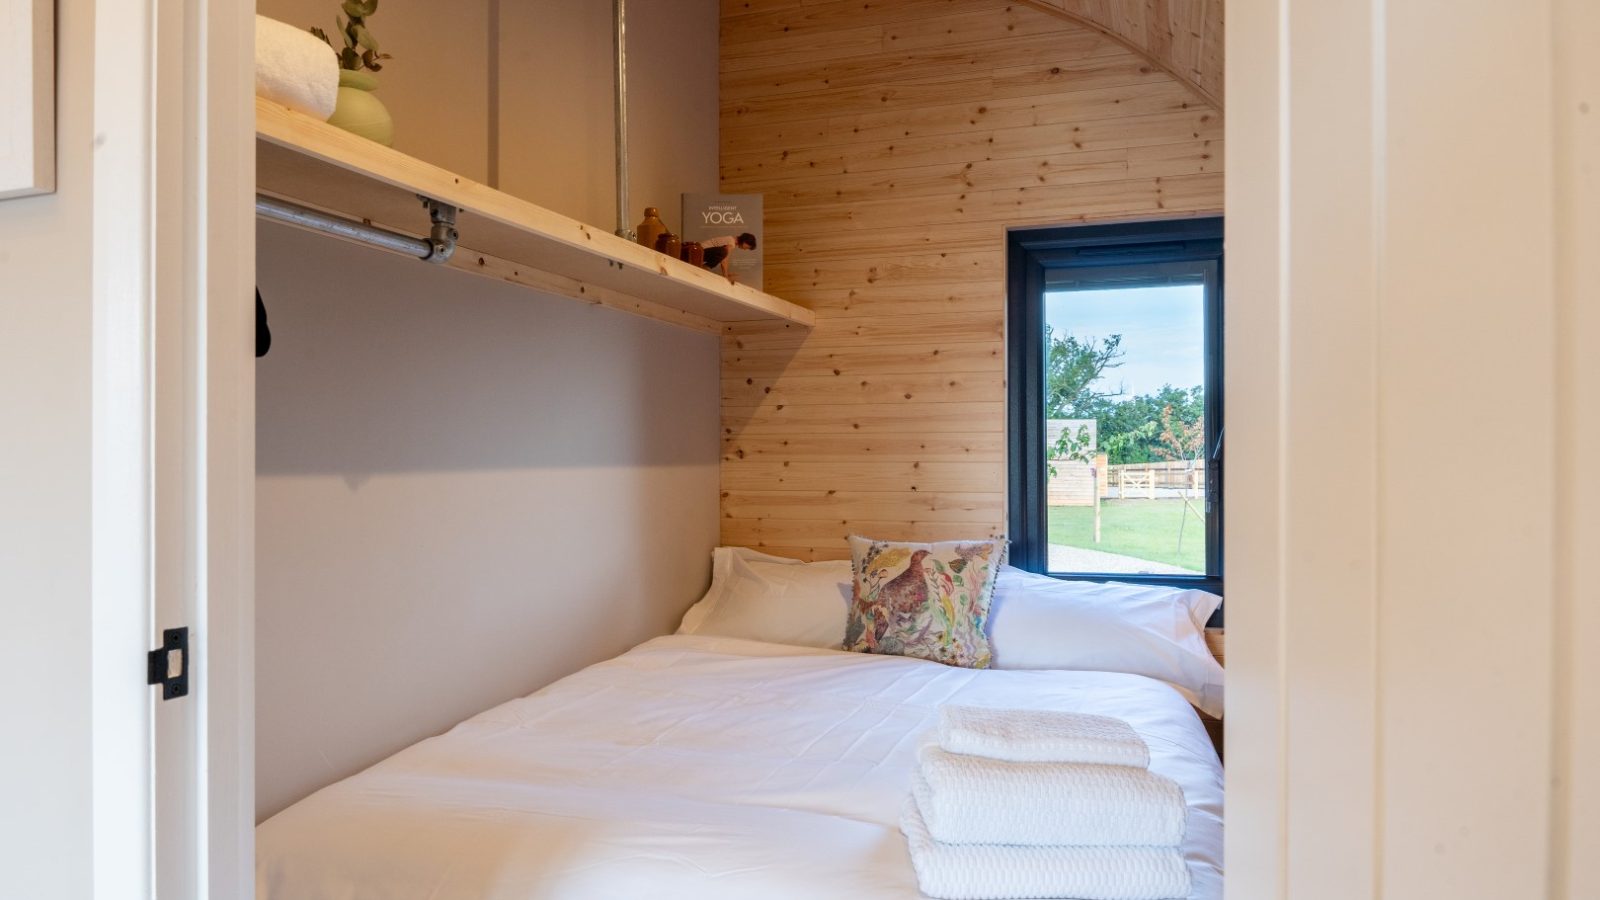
xmin=844 ymin=536 xmax=1005 ymax=668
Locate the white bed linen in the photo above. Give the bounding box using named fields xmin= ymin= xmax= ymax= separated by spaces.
xmin=258 ymin=635 xmax=1222 ymax=899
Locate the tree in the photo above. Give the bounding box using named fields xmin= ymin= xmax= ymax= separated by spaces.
xmin=1102 ymin=420 xmax=1158 ymax=464
xmin=1042 ymin=328 xmax=1207 ymax=466
xmin=1098 ymin=385 xmax=1205 ymax=464
xmin=1044 ymin=327 xmax=1124 ymax=419
xmin=1155 ymin=403 xmax=1205 ymax=462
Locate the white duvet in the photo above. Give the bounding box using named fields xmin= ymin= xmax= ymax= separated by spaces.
xmin=258 ymin=635 xmax=1223 ymax=899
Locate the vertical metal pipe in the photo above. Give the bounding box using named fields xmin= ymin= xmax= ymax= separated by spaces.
xmin=613 ymin=0 xmax=633 ymax=240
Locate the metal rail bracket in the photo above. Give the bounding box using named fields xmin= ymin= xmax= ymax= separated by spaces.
xmin=421 ymin=195 xmax=459 ymax=264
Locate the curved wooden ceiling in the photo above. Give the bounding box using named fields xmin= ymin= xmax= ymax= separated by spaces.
xmin=1019 ymin=0 xmax=1224 ymax=110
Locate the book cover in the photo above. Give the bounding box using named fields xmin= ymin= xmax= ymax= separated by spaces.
xmin=681 ymin=193 xmax=763 ymax=290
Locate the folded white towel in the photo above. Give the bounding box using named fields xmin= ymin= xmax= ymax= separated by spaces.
xmin=914 ymin=744 xmax=1186 ymax=846
xmin=255 ymin=15 xmax=339 ymax=121
xmin=902 ymin=797 xmax=1191 ymax=900
xmin=939 ymin=705 xmax=1151 ymax=767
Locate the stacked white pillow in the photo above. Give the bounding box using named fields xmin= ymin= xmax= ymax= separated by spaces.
xmin=677 ymin=548 xmax=1225 ymax=717
xmin=988 ymin=566 xmax=1225 ymax=718
xmin=676 ymin=547 xmax=852 ymax=649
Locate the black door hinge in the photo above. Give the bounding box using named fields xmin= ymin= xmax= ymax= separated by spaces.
xmin=147 ymin=627 xmax=189 ymax=700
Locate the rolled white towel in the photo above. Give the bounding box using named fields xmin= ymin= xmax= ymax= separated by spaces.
xmin=255 ymin=15 xmax=339 ymax=121
xmin=914 ymin=744 xmax=1186 ymax=846
xmin=939 ymin=704 xmax=1151 ymax=767
xmin=901 ymin=796 xmax=1191 ymax=900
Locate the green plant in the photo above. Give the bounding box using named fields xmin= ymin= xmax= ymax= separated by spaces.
xmin=1047 ymin=422 xmax=1095 ymax=478
xmin=311 ymin=0 xmax=392 ymax=72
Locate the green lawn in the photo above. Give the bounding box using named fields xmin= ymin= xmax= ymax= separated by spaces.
xmin=1047 ymin=499 xmax=1206 ymax=573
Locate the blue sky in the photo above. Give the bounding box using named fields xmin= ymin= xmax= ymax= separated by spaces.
xmin=1044 ymin=285 xmax=1205 ymax=398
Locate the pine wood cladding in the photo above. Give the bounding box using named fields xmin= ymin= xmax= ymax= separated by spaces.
xmin=1017 ymin=0 xmax=1225 ymax=109
xmin=720 ymin=0 xmax=1224 ymax=560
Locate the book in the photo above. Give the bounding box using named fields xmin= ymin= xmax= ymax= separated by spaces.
xmin=681 ymin=193 xmax=763 ymax=290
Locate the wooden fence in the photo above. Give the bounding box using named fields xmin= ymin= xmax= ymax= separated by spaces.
xmin=1110 ymin=460 xmax=1206 ymax=494
xmin=1048 ymin=458 xmax=1206 ymax=505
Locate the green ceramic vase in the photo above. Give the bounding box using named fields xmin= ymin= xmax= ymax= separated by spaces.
xmin=327 ymin=69 xmax=394 ymax=146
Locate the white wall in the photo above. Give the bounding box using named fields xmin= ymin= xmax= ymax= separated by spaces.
xmin=0 ymin=0 xmax=94 ymax=895
xmin=496 ymin=0 xmax=721 ymax=230
xmin=258 ymin=0 xmax=493 ymax=181
xmin=253 ymin=0 xmax=724 ymax=820
xmin=257 ymin=0 xmax=721 ymax=228
xmin=622 ymin=1 xmax=722 ymax=234
xmin=1225 ymin=0 xmax=1600 ymax=897
xmin=254 ymin=223 xmax=719 ymax=819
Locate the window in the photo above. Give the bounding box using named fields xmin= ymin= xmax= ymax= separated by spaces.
xmin=1006 ymin=218 xmax=1223 ymax=600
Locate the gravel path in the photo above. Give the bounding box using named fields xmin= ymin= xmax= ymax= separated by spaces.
xmin=1046 ymin=543 xmax=1201 ymax=576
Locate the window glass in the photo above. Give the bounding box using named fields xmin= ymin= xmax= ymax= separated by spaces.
xmin=1042 ymin=284 xmax=1208 ymax=576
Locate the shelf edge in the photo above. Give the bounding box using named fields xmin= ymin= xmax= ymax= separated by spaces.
xmin=255 ymin=98 xmax=814 ymax=329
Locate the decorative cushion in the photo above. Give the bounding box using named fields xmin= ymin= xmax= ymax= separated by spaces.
xmin=844 ymin=535 xmax=1005 ymax=668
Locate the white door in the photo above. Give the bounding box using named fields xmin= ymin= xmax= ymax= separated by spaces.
xmin=90 ymin=0 xmax=254 ymax=896
xmin=1224 ymin=0 xmax=1600 ymax=897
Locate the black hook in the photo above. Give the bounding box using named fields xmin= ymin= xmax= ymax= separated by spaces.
xmin=256 ymin=289 xmax=272 ymax=358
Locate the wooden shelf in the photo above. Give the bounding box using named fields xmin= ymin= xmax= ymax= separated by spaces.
xmin=255 ymin=98 xmax=813 ymax=333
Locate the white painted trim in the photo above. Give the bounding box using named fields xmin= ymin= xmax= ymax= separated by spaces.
xmin=90 ymin=0 xmax=156 ymax=890
xmin=91 ymin=0 xmax=255 ymax=895
xmin=1551 ymin=3 xmax=1600 ymax=896
xmin=1220 ymin=0 xmax=1284 ymax=896
xmin=198 ymin=0 xmax=257 ymax=894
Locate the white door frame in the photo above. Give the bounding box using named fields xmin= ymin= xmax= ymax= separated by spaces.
xmin=91 ymin=0 xmax=254 ymax=895
xmin=1225 ymin=0 xmax=1597 ymax=897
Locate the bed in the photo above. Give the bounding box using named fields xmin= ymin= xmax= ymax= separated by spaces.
xmin=257 ymin=632 xmax=1223 ymax=899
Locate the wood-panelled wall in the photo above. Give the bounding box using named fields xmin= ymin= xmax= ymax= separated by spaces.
xmin=719 ymin=0 xmax=1224 ymax=560
xmin=1021 ymin=0 xmax=1224 ymax=110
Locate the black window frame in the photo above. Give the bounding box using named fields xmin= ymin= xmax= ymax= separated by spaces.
xmin=1006 ymin=217 xmax=1224 ymax=609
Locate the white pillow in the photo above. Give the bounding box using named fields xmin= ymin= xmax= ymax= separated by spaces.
xmin=677 ymin=547 xmax=852 ymax=649
xmin=987 ymin=566 xmax=1225 ymax=717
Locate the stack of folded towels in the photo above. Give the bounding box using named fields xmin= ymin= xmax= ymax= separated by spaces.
xmin=902 ymin=705 xmax=1191 ymax=900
